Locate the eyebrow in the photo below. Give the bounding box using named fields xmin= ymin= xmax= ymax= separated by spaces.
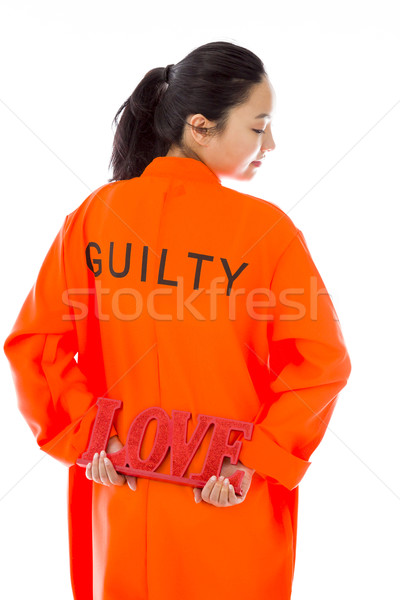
xmin=255 ymin=113 xmax=271 ymax=119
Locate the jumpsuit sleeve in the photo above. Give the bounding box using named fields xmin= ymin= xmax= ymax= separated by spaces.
xmin=3 ymin=216 xmax=117 ymax=468
xmin=237 ymin=229 xmax=352 ymax=491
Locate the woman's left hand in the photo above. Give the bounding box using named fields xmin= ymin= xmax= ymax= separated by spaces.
xmin=193 ymin=456 xmax=255 ymax=507
xmin=85 ymin=435 xmax=137 ymax=491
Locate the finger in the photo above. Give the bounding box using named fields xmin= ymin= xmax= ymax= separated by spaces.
xmin=85 ymin=461 xmax=93 ymax=481
xmin=98 ymin=451 xmax=110 ymax=486
xmin=126 ymin=476 xmax=137 ymax=491
xmin=228 ymin=483 xmax=238 ymax=503
xmin=193 ymin=487 xmax=202 ymax=503
xmin=209 ymin=475 xmax=226 ymax=504
xmin=104 ymin=456 xmax=126 ymax=486
xmin=201 ymin=475 xmax=218 ymax=502
xmin=91 ymin=453 xmax=102 ymax=484
xmin=218 ymin=478 xmax=231 ymax=506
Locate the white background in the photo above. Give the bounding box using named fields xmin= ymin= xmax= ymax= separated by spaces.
xmin=1 ymin=1 xmax=399 ymax=598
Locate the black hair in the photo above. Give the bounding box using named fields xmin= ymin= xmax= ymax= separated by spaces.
xmin=107 ymin=41 xmax=268 ymax=181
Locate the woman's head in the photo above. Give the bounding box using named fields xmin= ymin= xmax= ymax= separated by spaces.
xmin=108 ymin=41 xmax=275 ymax=182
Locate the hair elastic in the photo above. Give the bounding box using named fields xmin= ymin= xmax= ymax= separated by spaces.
xmin=164 ymin=64 xmax=174 ymax=83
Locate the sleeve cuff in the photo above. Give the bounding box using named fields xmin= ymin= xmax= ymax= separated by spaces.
xmin=40 ymin=407 xmax=119 ymax=467
xmin=237 ymin=423 xmax=311 ymax=491
xmin=40 ymin=405 xmax=98 ymax=467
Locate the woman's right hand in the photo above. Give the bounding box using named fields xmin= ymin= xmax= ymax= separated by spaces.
xmin=85 ymin=435 xmax=137 ymax=491
xmin=193 ymin=456 xmax=255 ymax=507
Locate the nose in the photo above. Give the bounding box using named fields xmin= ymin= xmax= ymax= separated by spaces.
xmin=261 ymin=129 xmax=276 ymax=152
xmin=261 ymin=139 xmax=275 ymax=153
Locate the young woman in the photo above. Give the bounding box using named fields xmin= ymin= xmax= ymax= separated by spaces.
xmin=4 ymin=41 xmax=351 ymax=600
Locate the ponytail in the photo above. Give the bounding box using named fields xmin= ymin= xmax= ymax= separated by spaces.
xmin=108 ymin=67 xmax=169 ymax=181
xmin=108 ymin=41 xmax=267 ymax=181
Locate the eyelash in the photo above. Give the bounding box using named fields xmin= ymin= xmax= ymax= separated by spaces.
xmin=253 ymin=129 xmax=265 ymax=135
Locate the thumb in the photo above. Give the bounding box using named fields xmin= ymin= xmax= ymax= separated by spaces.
xmin=193 ymin=487 xmax=202 ymax=504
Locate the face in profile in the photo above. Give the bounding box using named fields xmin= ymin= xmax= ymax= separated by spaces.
xmin=210 ymin=77 xmax=276 ymax=181
xmin=186 ymin=76 xmax=276 ymax=181
xmin=167 ymin=75 xmax=276 ymax=182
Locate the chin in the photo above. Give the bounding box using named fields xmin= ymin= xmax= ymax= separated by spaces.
xmin=221 ymin=164 xmax=257 ymax=181
xmin=236 ymin=171 xmax=256 ymax=181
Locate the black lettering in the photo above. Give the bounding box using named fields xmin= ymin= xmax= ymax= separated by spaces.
xmin=141 ymin=246 xmax=148 ymax=282
xmin=158 ymin=249 xmax=177 ymax=286
xmin=109 ymin=242 xmax=132 ymax=278
xmin=86 ymin=242 xmax=102 ymax=276
xmin=187 ymin=252 xmax=214 ymax=289
xmin=220 ymin=258 xmax=248 ymax=296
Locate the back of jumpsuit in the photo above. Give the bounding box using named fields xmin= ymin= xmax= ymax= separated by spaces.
xmin=3 ymin=156 xmax=351 ymax=600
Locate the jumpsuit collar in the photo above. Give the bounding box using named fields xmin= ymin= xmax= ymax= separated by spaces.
xmin=141 ymin=156 xmax=222 ymax=185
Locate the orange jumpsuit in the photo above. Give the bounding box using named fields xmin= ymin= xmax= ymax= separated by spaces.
xmin=3 ymin=156 xmax=351 ymax=599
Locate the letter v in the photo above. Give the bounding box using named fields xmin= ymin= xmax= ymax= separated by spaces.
xmin=170 ymin=411 xmax=214 ymax=477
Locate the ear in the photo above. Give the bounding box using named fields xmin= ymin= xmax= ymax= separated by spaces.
xmin=186 ymin=113 xmax=216 ymax=147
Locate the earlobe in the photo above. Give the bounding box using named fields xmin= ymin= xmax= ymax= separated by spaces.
xmin=190 ymin=127 xmax=210 ymax=147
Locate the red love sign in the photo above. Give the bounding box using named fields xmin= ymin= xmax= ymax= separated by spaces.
xmin=76 ymin=398 xmax=254 ymax=496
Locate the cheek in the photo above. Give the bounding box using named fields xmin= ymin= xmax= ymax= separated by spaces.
xmin=212 ymin=129 xmax=256 ymax=166
xmin=231 ymin=136 xmax=255 ymax=159
xmin=241 ymin=138 xmax=259 ymax=160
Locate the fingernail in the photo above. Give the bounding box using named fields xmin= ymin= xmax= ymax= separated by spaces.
xmin=104 ymin=457 xmax=110 ymax=464
xmin=211 ymin=475 xmax=217 ymax=481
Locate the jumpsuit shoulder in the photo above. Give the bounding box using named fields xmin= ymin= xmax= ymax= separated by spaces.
xmin=218 ymin=185 xmax=300 ymax=248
